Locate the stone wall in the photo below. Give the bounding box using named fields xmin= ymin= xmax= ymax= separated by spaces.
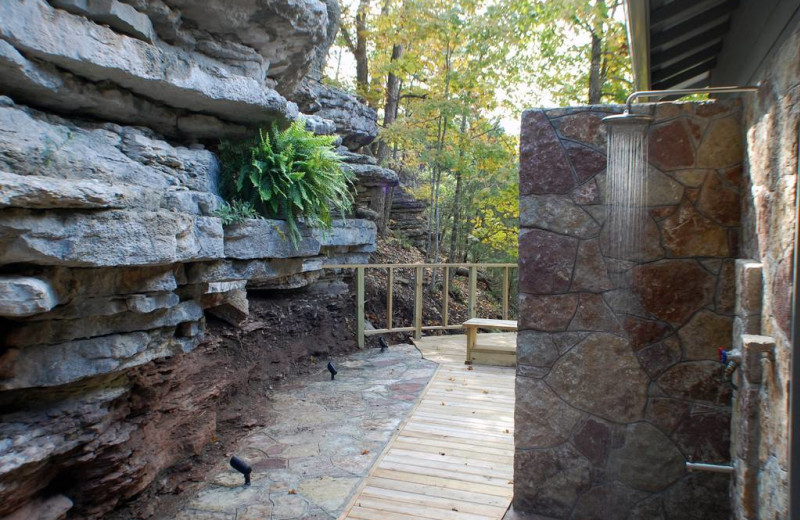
xmin=515 ymin=100 xmax=743 ymax=519
xmin=732 ymin=23 xmax=800 ymax=520
xmin=0 ymin=1 xmax=385 ymax=518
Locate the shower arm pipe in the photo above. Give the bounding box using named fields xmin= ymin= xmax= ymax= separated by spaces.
xmin=625 ymin=86 xmax=760 ymax=112
xmin=685 ymin=462 xmax=734 ymax=475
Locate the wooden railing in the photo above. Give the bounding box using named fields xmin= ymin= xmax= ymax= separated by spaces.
xmin=324 ymin=263 xmax=518 ymax=348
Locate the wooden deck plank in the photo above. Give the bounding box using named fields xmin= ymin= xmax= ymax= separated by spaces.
xmin=340 ymin=333 xmax=516 ymax=520
xmin=367 ymin=477 xmax=512 ymax=507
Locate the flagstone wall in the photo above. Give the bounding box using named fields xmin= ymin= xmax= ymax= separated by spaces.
xmin=515 ymin=99 xmax=743 ymax=519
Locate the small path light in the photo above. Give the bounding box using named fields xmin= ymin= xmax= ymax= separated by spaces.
xmin=327 ymin=362 xmax=338 ymax=380
xmin=229 ymin=456 xmax=252 ymax=486
xmin=379 ymin=337 xmax=388 ymax=353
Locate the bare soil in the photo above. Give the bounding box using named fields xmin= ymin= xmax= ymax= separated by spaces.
xmin=107 ymin=289 xmax=358 ymax=520
xmin=110 ymin=240 xmax=509 ymax=519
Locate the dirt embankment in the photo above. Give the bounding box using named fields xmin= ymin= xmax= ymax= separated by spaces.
xmin=361 ymin=238 xmax=509 ymax=346
xmin=108 ymin=289 xmax=358 ymax=520
xmin=112 ymin=239 xmax=509 ymax=519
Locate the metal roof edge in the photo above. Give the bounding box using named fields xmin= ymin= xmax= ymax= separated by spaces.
xmin=625 ymin=0 xmax=651 ymax=91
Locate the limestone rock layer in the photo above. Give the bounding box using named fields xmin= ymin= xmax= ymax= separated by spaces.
xmin=0 ymin=0 xmax=391 ymax=517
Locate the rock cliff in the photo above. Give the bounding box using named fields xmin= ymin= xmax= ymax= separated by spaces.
xmin=0 ymin=1 xmax=386 ymax=518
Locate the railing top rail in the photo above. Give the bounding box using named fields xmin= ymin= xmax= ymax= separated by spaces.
xmin=324 ymin=262 xmax=518 ymax=269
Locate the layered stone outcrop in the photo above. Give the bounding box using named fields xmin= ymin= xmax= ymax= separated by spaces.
xmin=516 ymin=100 xmax=742 ymax=519
xmin=390 ymin=187 xmax=429 ymax=249
xmin=0 ymin=0 xmax=386 ymax=518
xmin=294 ymin=79 xmax=379 ymax=150
xmin=0 ymin=0 xmax=334 ymax=139
xmin=0 ymin=97 xmax=376 ymax=519
xmin=338 ymin=149 xmax=399 ymax=235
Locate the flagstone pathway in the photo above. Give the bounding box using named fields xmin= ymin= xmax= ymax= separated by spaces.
xmin=172 ymin=344 xmax=437 ymax=520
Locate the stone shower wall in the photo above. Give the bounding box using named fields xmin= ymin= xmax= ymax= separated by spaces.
xmin=515 ymin=100 xmax=743 ymax=519
xmin=732 ymin=24 xmax=800 ymax=520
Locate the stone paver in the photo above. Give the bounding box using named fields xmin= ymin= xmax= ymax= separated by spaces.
xmin=172 ymin=344 xmax=436 ymax=520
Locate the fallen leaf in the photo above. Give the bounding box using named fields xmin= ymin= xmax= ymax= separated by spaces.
xmin=288 ymin=489 xmax=297 ymax=495
xmin=482 ymin=390 xmax=489 ymax=394
xmin=467 ymin=366 xmax=474 ymax=371
xmin=504 ymin=429 xmax=510 ymax=433
xmin=441 ymin=401 xmax=446 ymax=406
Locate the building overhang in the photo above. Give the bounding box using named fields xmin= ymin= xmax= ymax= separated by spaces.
xmin=624 ymin=0 xmax=741 ymax=90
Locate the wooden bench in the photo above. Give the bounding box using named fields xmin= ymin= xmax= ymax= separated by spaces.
xmin=463 ymin=318 xmax=518 ymax=364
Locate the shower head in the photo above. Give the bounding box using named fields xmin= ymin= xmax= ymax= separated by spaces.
xmin=602 ymin=112 xmax=653 ymax=125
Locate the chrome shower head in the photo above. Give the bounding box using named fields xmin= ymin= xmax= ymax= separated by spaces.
xmin=602 ymin=112 xmax=654 ymax=125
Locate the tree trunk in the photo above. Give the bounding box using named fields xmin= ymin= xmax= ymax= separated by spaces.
xmin=340 ymin=0 xmax=370 ymax=97
xmin=377 ymin=43 xmax=404 ymax=163
xmin=588 ymin=0 xmax=610 ymax=105
xmin=447 ymin=114 xmax=467 ymax=267
xmin=588 ymin=31 xmax=603 ymax=104
xmin=355 ymin=0 xmax=370 ymax=94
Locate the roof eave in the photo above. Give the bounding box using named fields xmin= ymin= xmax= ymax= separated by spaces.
xmin=625 ymin=0 xmax=651 ymax=91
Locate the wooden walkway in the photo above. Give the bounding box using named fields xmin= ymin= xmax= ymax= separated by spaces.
xmin=339 ymin=334 xmax=516 ymax=520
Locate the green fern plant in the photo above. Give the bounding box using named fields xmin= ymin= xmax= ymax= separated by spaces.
xmin=218 ymin=120 xmax=355 ymax=245
xmin=213 ymin=199 xmax=260 ymax=225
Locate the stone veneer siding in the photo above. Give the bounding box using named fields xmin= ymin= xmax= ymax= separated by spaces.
xmin=515 ymin=100 xmax=743 ymax=519
xmin=732 ymin=23 xmax=800 ymax=520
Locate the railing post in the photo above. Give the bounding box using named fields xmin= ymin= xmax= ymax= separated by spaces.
xmin=502 ymin=266 xmax=510 ymax=320
xmin=468 ymin=265 xmax=477 ymax=319
xmin=442 ymin=265 xmax=450 ymax=327
xmin=357 ymin=266 xmax=365 ymax=349
xmin=414 ymin=265 xmax=423 ymax=340
xmin=387 ymin=267 xmax=394 ymax=331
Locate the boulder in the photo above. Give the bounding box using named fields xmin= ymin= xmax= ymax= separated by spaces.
xmin=2 ymin=495 xmax=73 ymax=520
xmin=5 ymin=301 xmax=204 ymax=347
xmin=0 ymin=328 xmax=196 ymax=389
xmin=389 ymin=188 xmax=428 ymax=249
xmin=314 ymin=219 xmax=377 ymax=249
xmin=157 ymin=0 xmax=328 ymax=94
xmin=0 ymin=40 xmax=250 ymax=139
xmin=224 ymin=220 xmax=321 ymax=260
xmin=0 ymin=209 xmax=225 ymax=267
xmin=292 ymin=79 xmax=378 ymax=150
xmin=205 ymin=289 xmax=249 ymax=326
xmin=186 ymin=257 xmax=323 ymax=284
xmin=0 ymin=0 xmax=299 ymax=126
xmin=0 ymin=170 xmax=131 ymax=210
xmin=344 ymin=162 xmax=400 ymax=187
xmin=49 ymin=0 xmax=156 ymax=43
xmin=0 ymin=276 xmax=58 ymax=317
xmin=0 ymin=103 xmax=222 ymax=211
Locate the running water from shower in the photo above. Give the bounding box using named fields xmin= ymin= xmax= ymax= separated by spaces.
xmin=604 ymin=118 xmax=649 ymax=260
xmin=601 ymin=86 xmax=758 ymax=259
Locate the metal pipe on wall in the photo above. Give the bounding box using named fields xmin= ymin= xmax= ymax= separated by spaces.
xmin=625 ymin=86 xmax=760 ymax=112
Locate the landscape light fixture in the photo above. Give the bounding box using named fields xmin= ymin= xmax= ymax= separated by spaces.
xmin=327 ymin=362 xmax=338 ymax=380
xmin=379 ymin=337 xmax=389 ymax=353
xmin=229 ymin=456 xmax=252 ymax=486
